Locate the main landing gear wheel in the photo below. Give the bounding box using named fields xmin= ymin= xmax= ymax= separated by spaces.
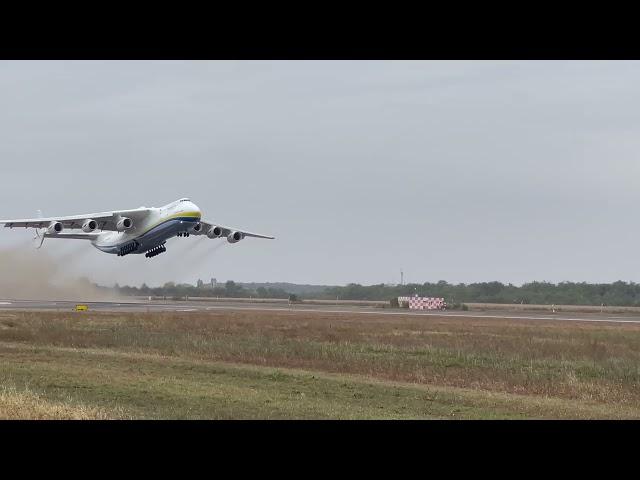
xmin=145 ymin=243 xmax=167 ymax=258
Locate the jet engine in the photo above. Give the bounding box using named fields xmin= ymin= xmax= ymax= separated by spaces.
xmin=116 ymin=217 xmax=133 ymax=232
xmin=47 ymin=221 xmax=63 ymax=234
xmin=191 ymin=222 xmax=203 ymax=234
xmin=207 ymin=226 xmax=222 ymax=239
xmin=227 ymin=231 xmax=242 ymax=243
xmin=82 ymin=219 xmax=98 ymax=233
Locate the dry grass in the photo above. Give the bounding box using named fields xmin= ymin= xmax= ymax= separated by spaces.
xmin=1 ymin=310 xmax=639 ymax=418
xmin=0 ymin=385 xmax=114 ymax=419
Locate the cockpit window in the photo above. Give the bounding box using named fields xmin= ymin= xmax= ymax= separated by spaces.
xmin=166 ymin=198 xmax=191 ymax=209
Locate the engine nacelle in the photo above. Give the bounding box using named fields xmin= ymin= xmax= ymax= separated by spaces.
xmin=47 ymin=221 xmax=63 ymax=234
xmin=116 ymin=217 xmax=133 ymax=232
xmin=207 ymin=226 xmax=223 ymax=239
xmin=227 ymin=231 xmax=243 ymax=243
xmin=191 ymin=222 xmax=203 ymax=234
xmin=82 ymin=219 xmax=97 ymax=233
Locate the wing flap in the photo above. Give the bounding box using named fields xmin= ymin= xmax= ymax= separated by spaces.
xmin=43 ymin=232 xmax=101 ymax=240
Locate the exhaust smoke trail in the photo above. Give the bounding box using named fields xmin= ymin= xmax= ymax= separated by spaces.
xmin=164 ymin=236 xmax=217 ymax=283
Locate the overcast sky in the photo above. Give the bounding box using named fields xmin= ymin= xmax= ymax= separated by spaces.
xmin=1 ymin=60 xmax=639 ymax=287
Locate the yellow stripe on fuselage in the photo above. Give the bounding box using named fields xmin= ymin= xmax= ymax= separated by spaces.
xmin=170 ymin=211 xmax=201 ymax=219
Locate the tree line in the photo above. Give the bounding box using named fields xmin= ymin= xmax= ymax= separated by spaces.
xmin=310 ymin=281 xmax=640 ymax=306
xmin=115 ymin=280 xmax=291 ymax=300
xmin=111 ymin=279 xmax=640 ymax=306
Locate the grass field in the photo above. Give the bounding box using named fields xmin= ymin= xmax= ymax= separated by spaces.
xmin=1 ymin=309 xmax=639 ymax=419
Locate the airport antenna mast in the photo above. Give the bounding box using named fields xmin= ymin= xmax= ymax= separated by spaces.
xmin=400 ymin=269 xmax=404 ymax=286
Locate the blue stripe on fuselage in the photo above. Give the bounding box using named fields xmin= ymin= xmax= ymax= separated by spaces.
xmin=94 ymin=216 xmax=199 ymax=254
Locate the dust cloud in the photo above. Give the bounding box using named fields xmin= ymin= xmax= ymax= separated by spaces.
xmin=0 ymin=245 xmax=119 ymax=301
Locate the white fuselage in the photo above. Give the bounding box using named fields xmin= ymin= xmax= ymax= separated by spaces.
xmin=93 ymin=199 xmax=202 ymax=255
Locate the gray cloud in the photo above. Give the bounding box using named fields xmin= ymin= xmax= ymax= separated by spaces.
xmin=1 ymin=61 xmax=639 ymax=287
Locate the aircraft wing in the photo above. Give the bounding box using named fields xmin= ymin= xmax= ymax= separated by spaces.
xmin=0 ymin=208 xmax=151 ymax=232
xmin=198 ymin=220 xmax=275 ymax=240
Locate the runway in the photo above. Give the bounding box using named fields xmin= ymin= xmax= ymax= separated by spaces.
xmin=2 ymin=298 xmax=640 ymax=325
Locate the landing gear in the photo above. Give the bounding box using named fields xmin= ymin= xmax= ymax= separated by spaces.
xmin=177 ymin=232 xmax=190 ymax=237
xmin=145 ymin=243 xmax=167 ymax=258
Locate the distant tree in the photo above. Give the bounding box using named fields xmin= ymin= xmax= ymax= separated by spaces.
xmin=108 ymin=279 xmax=640 ymax=308
xmin=224 ymin=280 xmax=246 ymax=297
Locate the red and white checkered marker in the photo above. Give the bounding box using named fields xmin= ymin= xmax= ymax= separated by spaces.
xmin=398 ymin=296 xmax=446 ymax=310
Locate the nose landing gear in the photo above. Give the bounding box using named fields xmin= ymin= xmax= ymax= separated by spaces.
xmin=145 ymin=243 xmax=167 ymax=258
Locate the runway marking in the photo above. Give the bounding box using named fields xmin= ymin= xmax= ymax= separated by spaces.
xmin=3 ymin=300 xmax=640 ymax=325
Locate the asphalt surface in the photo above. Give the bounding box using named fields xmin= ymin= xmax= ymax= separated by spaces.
xmin=2 ymin=299 xmax=640 ymax=325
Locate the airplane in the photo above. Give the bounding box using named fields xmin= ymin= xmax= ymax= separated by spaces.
xmin=0 ymin=198 xmax=274 ymax=258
